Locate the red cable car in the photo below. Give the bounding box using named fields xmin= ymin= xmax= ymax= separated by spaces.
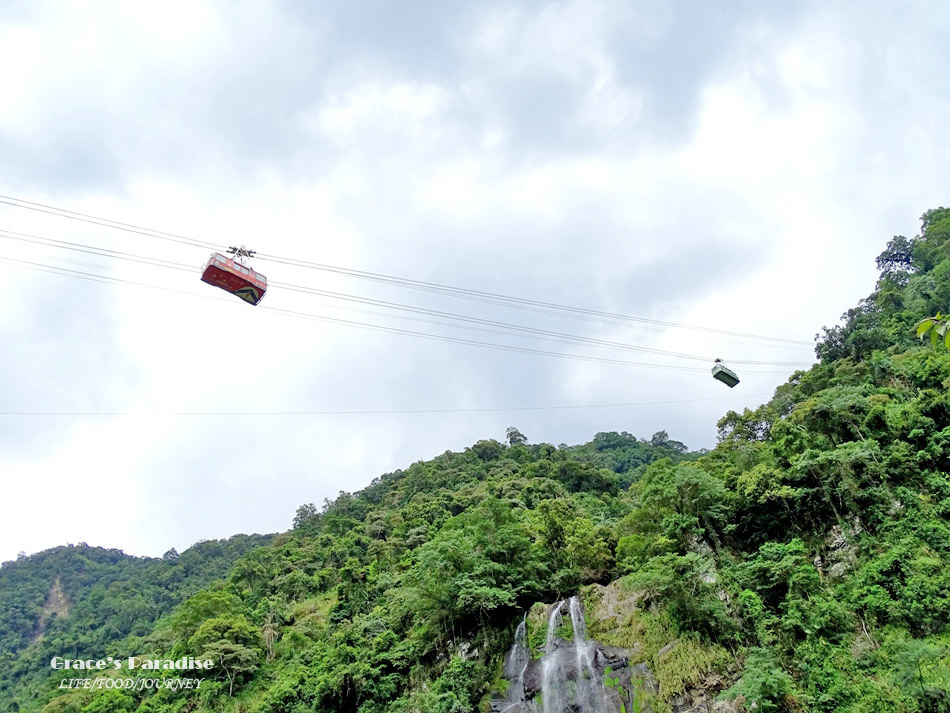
xmin=200 ymin=249 xmax=267 ymax=305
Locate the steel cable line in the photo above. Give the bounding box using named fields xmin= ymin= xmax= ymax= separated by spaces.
xmin=0 ymin=254 xmax=796 ymax=375
xmin=0 ymin=195 xmax=218 ymax=251
xmin=0 ymin=247 xmax=660 ymax=351
xmin=260 ymin=260 xmax=808 ymax=352
xmin=0 ymin=193 xmax=814 ymax=346
xmin=0 ymin=238 xmax=693 ymax=354
xmin=268 ymin=275 xmax=811 ymax=365
xmin=0 ymin=252 xmax=715 ymax=373
xmin=0 ymin=228 xmax=196 ymax=273
xmin=0 ymin=228 xmax=813 ymax=367
xmin=256 ymin=252 xmax=816 ymax=347
xmin=0 ymin=195 xmax=698 ymax=338
xmin=1 ymin=393 xmax=773 ymax=416
xmin=0 ymin=255 xmax=221 ymax=300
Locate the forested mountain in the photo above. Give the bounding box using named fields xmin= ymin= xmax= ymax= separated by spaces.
xmin=0 ymin=536 xmax=272 ymax=711
xmin=5 ymin=208 xmax=950 ymax=713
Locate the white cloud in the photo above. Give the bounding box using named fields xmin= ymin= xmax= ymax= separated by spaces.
xmin=3 ymin=0 xmax=950 ymax=562
xmin=312 ymin=80 xmax=450 ymax=148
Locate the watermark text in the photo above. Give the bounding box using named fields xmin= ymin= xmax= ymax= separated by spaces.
xmin=59 ymin=677 xmax=202 ymax=691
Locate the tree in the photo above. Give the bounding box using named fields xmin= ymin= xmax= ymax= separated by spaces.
xmin=293 ymin=502 xmax=321 ymax=533
xmin=876 ymin=235 xmax=917 ymax=276
xmin=893 ymin=638 xmax=950 ymax=711
xmin=168 ymin=589 xmax=243 ymax=646
xmin=470 ymin=439 xmax=505 ymax=461
xmin=506 ymin=427 xmax=527 ymax=446
xmin=727 ymin=648 xmax=795 ymax=713
xmin=188 ymin=615 xmax=260 ymax=696
xmin=201 ymin=639 xmax=260 ymax=697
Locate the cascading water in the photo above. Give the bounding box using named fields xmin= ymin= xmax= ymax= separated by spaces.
xmin=492 ymin=598 xmax=616 ymax=713
xmin=541 ymin=604 xmax=566 ymax=713
xmin=500 ymin=618 xmax=529 ymax=712
xmin=538 ymin=597 xmax=610 ymax=713
xmin=569 ymin=596 xmax=609 ymax=712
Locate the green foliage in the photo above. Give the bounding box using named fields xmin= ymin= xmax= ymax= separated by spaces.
xmin=506 ymin=426 xmax=527 ymax=446
xmin=0 ymin=536 xmax=269 ymax=713
xmin=726 ymin=648 xmax=796 ymax=712
xmin=890 ymin=635 xmax=950 ymax=711
xmin=616 ymin=459 xmax=727 ymax=574
xmin=916 ymin=313 xmax=950 ymax=349
xmin=877 ymin=234 xmax=917 ymax=277
xmin=851 ymin=541 xmax=950 ymax=635
xmin=648 ymin=635 xmax=731 ymax=700
xmin=627 ymin=553 xmax=734 ymax=641
xmin=78 ymin=689 xmax=136 ymax=713
xmin=3 ymin=429 xmax=701 ymax=713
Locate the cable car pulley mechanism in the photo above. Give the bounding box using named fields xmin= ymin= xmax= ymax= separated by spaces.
xmin=228 ymin=245 xmax=256 ymax=263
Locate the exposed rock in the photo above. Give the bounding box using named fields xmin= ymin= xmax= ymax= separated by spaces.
xmin=600 ymin=644 xmax=640 ymax=671
xmin=521 ymin=658 xmax=544 ymax=695
xmin=667 ymin=700 xmax=744 ymax=713
xmin=629 ymin=662 xmax=660 ymax=695
xmin=825 ymin=518 xmax=863 ymax=579
xmin=489 ymin=699 xmax=527 ymax=713
xmin=688 ymin=538 xmax=719 ymax=585
xmin=668 ymin=673 xmax=734 ymax=713
xmin=584 ymin=582 xmax=646 ymax=627
xmin=31 ymin=578 xmax=71 ymax=643
xmin=457 ymin=641 xmax=478 ymax=660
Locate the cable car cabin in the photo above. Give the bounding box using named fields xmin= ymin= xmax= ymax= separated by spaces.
xmin=200 ymin=253 xmax=267 ymax=305
xmin=712 ymin=362 xmax=740 ymax=388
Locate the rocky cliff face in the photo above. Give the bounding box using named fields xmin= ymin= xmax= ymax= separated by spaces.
xmin=31 ymin=577 xmax=71 ymax=643
xmin=490 ymin=584 xmax=744 ymax=713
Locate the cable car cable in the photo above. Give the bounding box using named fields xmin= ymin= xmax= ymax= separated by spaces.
xmin=1 ymin=235 xmax=692 ymax=351
xmin=0 ymin=228 xmax=814 ymax=367
xmin=0 ymin=392 xmax=774 ymax=416
xmin=1 ymin=254 xmax=796 ymax=376
xmin=0 ymin=193 xmax=814 ymax=346
xmin=0 ymin=195 xmax=218 ymax=251
xmin=0 ymin=227 xmax=197 ymax=273
xmin=255 ymin=252 xmax=815 ymax=347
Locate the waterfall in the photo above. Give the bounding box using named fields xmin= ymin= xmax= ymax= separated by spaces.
xmin=536 ymin=597 xmax=609 ymax=713
xmin=541 ymin=603 xmax=566 ymax=713
xmin=494 ymin=598 xmax=614 ymax=713
xmin=500 ymin=618 xmax=529 ymax=712
xmin=569 ymin=596 xmax=608 ymax=712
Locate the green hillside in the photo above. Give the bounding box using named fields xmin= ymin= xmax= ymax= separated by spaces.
xmin=5 ymin=208 xmax=950 ymax=712
xmin=0 ymin=536 xmax=272 ymax=712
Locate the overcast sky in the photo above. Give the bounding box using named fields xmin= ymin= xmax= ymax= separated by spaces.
xmin=2 ymin=0 xmax=948 ymax=563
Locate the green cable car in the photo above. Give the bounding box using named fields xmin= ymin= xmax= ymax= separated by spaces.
xmin=712 ymin=359 xmax=740 ymax=388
